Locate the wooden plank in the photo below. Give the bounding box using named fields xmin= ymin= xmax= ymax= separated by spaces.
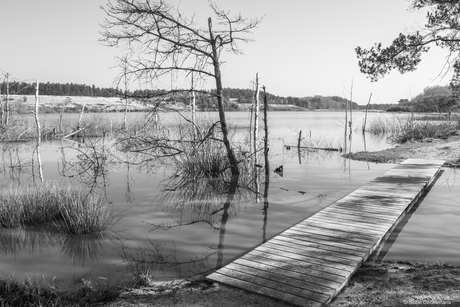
xmin=254 ymin=245 xmax=357 ymax=273
xmin=271 ymin=236 xmax=367 ymax=259
xmin=214 ymin=266 xmax=331 ymax=303
xmin=244 ymin=249 xmax=352 ymax=277
xmin=306 ymin=215 xmax=391 ymax=233
xmin=281 ymin=229 xmax=371 ymax=252
xmin=207 ymin=159 xmax=444 ymax=307
xmin=296 ymin=220 xmax=381 ymax=239
xmin=225 ymin=262 xmax=337 ymax=296
xmin=322 ymin=206 xmax=401 ymax=221
xmin=207 ymin=272 xmax=323 ymax=307
xmin=286 ymin=225 xmax=376 ymax=247
xmin=232 ymin=258 xmax=344 ymax=290
xmin=263 ymin=241 xmax=361 ymax=266
xmin=312 ymin=211 xmax=396 ymax=227
xmin=277 ymin=232 xmax=369 ymax=256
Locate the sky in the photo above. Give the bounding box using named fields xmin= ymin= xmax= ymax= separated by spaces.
xmin=0 ymin=0 xmax=453 ymax=104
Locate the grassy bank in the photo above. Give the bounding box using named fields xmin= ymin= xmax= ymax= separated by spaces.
xmin=1 ymin=260 xmax=458 ymax=307
xmin=0 ymin=275 xmax=120 ymax=307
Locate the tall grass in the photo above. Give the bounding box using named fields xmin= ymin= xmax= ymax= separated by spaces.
xmin=366 ymin=115 xmax=459 ymax=144
xmin=0 ymin=183 xmax=109 ymax=235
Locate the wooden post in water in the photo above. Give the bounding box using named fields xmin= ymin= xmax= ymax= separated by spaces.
xmin=253 ymin=73 xmax=260 ymax=157
xmin=297 ymin=130 xmax=303 ymax=164
xmin=263 ymin=86 xmax=269 ymax=178
xmin=262 ymin=86 xmax=270 ymax=243
xmin=254 ymin=73 xmax=260 ymax=202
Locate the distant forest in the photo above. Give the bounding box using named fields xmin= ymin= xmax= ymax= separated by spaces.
xmin=0 ymin=81 xmax=391 ymax=110
xmin=0 ymin=81 xmax=122 ymax=98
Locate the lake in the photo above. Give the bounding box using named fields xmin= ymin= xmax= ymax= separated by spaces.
xmin=0 ymin=111 xmax=458 ymax=290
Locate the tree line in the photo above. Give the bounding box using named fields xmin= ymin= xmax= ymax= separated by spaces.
xmin=12 ymin=80 xmax=455 ymax=112
xmin=1 ymin=80 xmax=364 ymax=110
xmin=0 ymin=81 xmax=122 ymax=97
xmin=390 ymin=85 xmax=459 ymax=114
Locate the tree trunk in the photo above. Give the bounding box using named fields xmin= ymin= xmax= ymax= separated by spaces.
xmin=208 ymin=17 xmax=239 ymax=177
xmin=0 ymin=86 xmax=3 ymax=125
xmin=362 ymin=93 xmax=373 ymax=133
xmin=190 ymin=73 xmax=196 ymax=139
xmin=254 ymin=73 xmax=260 ymax=159
xmin=34 ymin=80 xmax=43 ymax=184
xmin=5 ymin=73 xmax=9 ymax=126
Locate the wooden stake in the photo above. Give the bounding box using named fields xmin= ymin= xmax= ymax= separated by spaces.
xmin=254 ymin=73 xmax=260 ymax=157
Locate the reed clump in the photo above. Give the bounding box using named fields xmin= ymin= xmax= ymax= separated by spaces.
xmin=367 ymin=115 xmax=459 ymax=144
xmin=0 ymin=183 xmax=109 ymax=235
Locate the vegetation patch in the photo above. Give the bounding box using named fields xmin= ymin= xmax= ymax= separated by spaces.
xmin=0 ymin=275 xmax=120 ymax=307
xmin=329 ymin=261 xmax=460 ymax=307
xmin=0 ymin=183 xmax=109 ymax=235
xmin=366 ymin=115 xmax=459 ymax=144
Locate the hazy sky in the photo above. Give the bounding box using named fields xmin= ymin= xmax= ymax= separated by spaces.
xmin=0 ymin=0 xmax=452 ymax=104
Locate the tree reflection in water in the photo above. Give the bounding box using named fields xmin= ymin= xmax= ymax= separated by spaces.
xmin=119 ymin=157 xmax=266 ymax=281
xmin=0 ymin=225 xmax=109 ymax=266
xmin=0 ymin=143 xmax=33 ymax=185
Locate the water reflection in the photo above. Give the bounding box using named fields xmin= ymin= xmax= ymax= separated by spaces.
xmin=58 ymin=137 xmax=112 ymax=194
xmin=370 ymin=169 xmax=444 ymax=261
xmin=0 ymin=143 xmax=33 ymax=185
xmin=0 ymin=226 xmax=109 ymax=266
xmin=119 ymin=153 xmax=267 ymax=278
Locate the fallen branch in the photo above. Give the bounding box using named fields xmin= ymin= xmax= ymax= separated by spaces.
xmin=63 ymin=128 xmax=85 ymax=140
xmin=283 ymin=144 xmax=340 ymax=152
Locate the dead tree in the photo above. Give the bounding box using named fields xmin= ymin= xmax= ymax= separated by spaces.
xmin=100 ymin=0 xmax=261 ymax=176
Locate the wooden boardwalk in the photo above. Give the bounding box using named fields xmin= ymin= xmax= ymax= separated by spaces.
xmin=207 ymin=159 xmax=445 ymax=306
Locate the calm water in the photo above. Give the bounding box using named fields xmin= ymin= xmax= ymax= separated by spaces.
xmin=0 ymin=111 xmax=458 ymax=290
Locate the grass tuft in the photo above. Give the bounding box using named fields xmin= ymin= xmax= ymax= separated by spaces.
xmin=0 ymin=183 xmax=109 ymax=235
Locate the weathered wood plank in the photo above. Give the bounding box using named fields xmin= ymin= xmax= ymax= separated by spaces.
xmin=281 ymin=229 xmax=371 ymax=252
xmin=276 ymin=234 xmax=369 ymax=257
xmin=225 ymin=262 xmax=337 ymax=296
xmin=232 ymin=258 xmax=344 ymax=290
xmin=263 ymin=241 xmax=361 ymax=266
xmin=254 ymin=245 xmax=357 ymax=273
xmin=214 ymin=266 xmax=331 ymax=303
xmin=244 ymin=249 xmax=352 ymax=277
xmin=312 ymin=211 xmax=396 ymax=227
xmin=322 ymin=206 xmax=401 ymax=221
xmin=268 ymin=237 xmax=365 ymax=262
xmin=207 ymin=272 xmax=323 ymax=307
xmin=288 ymin=224 xmax=377 ymax=246
xmin=207 ymin=159 xmax=444 ymax=307
xmin=306 ymin=215 xmax=391 ymax=233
